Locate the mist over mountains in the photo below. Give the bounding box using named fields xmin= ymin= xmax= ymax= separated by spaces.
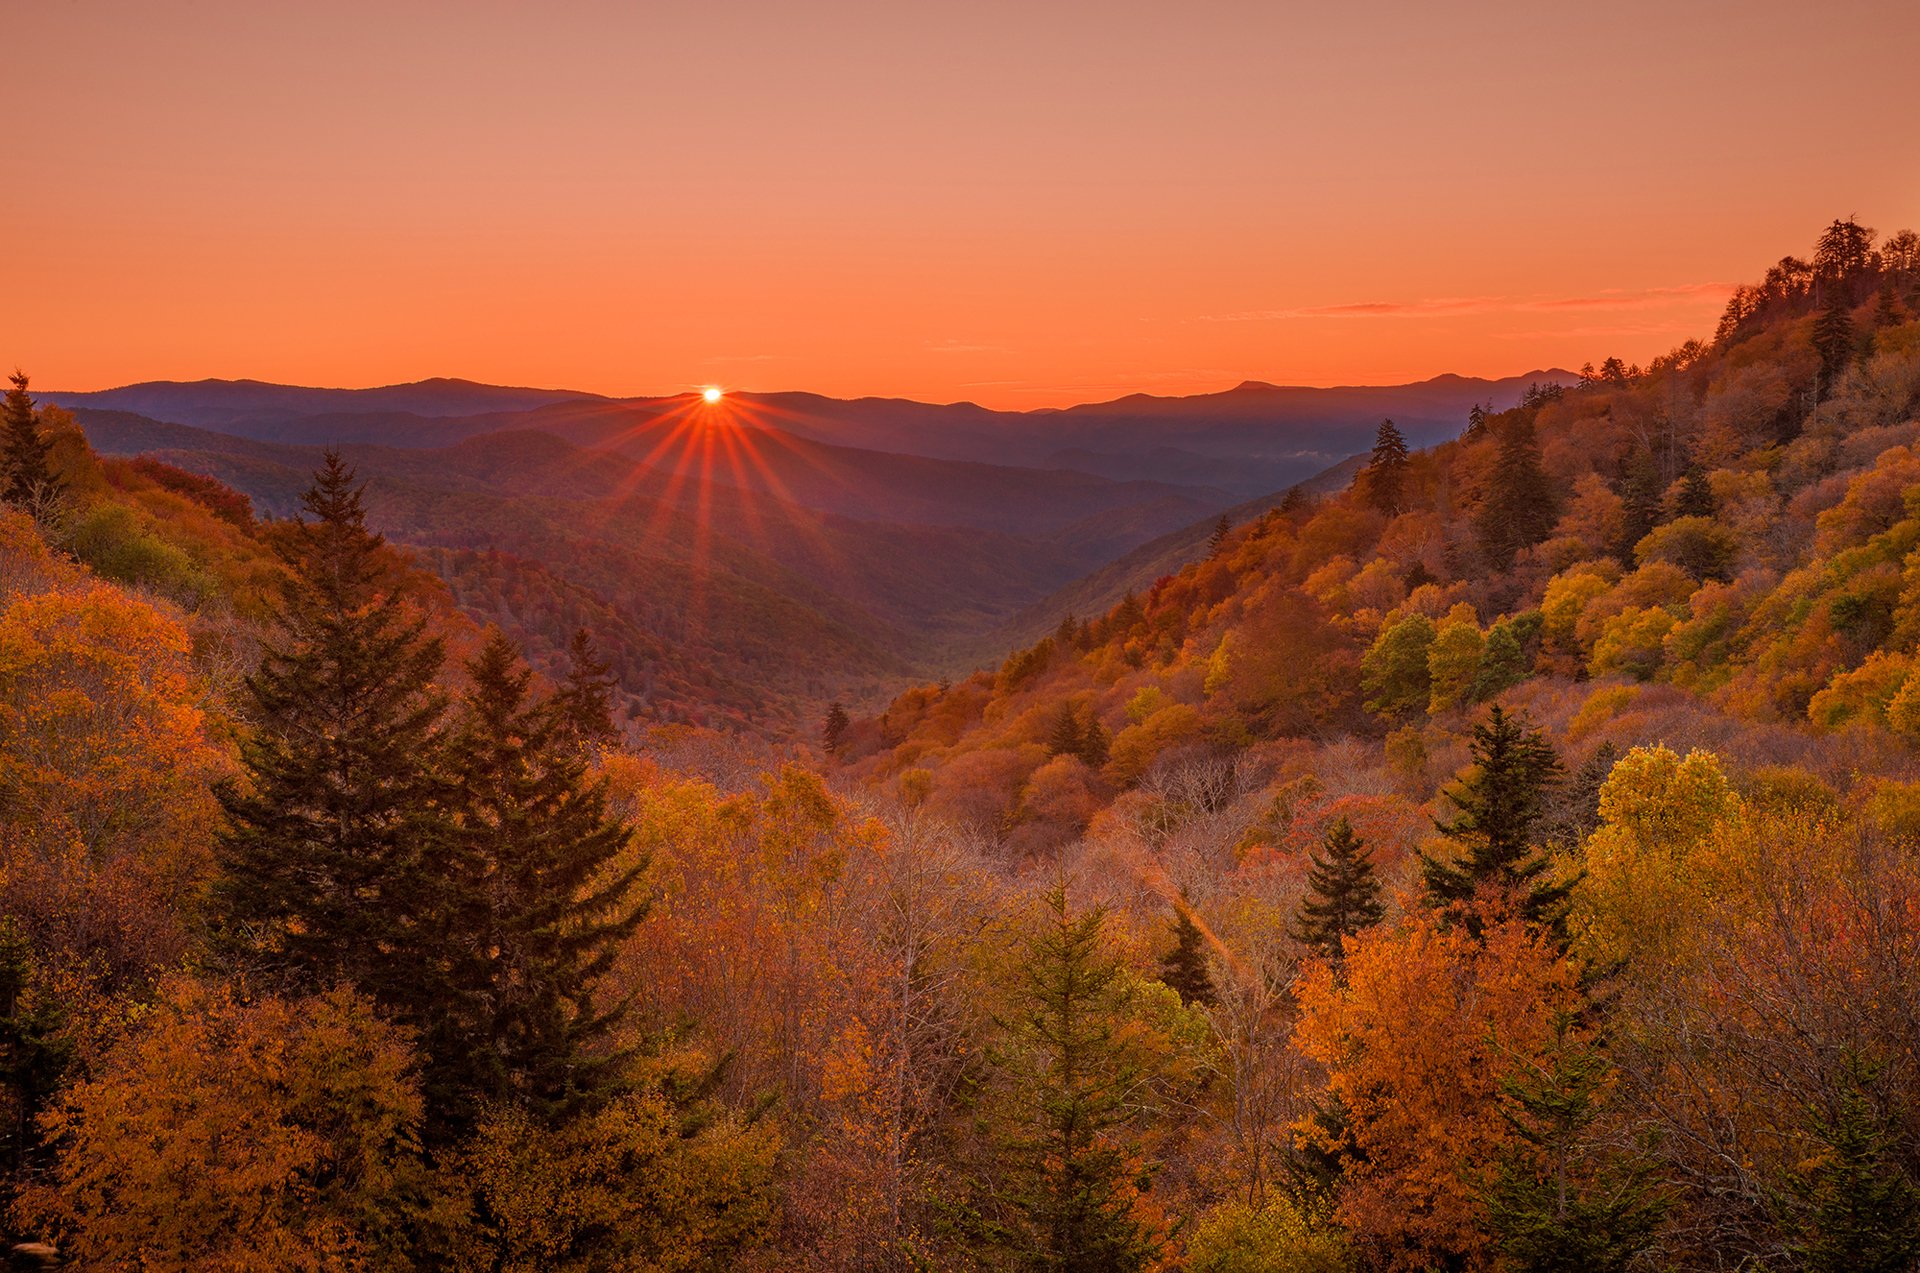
xmin=53 ymin=369 xmax=1565 ymax=726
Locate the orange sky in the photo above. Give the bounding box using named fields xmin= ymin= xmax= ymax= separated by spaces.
xmin=9 ymin=0 xmax=1919 ymax=409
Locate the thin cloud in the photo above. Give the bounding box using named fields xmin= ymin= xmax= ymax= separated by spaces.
xmin=1199 ymin=282 xmax=1735 ymax=323
xmin=927 ymin=339 xmax=1009 ymax=354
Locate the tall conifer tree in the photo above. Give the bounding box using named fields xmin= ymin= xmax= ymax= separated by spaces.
xmin=214 ymin=452 xmax=454 ymax=1015
xmin=553 ymin=627 xmax=620 ymax=755
xmin=1159 ymin=893 xmax=1215 ymax=1008
xmin=440 ymin=633 xmax=649 ymax=1127
xmin=1476 ymin=417 xmax=1558 ymax=566
xmin=993 ymin=887 xmax=1162 ymax=1271
xmin=1364 ymin=418 xmax=1411 ymax=515
xmin=1420 ymin=706 xmax=1569 ymax=935
xmin=1 ymin=372 xmax=58 ymax=510
xmin=1293 ymin=816 xmax=1385 ymax=965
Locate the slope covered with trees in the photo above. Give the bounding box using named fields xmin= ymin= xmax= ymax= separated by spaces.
xmin=4 ymin=219 xmax=1920 ymax=1270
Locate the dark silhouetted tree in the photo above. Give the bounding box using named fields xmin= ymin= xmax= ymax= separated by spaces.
xmin=0 ymin=921 xmax=71 ymax=1198
xmin=1 ymin=371 xmax=58 ymax=511
xmin=1207 ymin=513 xmax=1232 ymax=558
xmin=213 ymin=452 xmax=454 ymax=1017
xmin=822 ymin=701 xmax=850 ymax=755
xmin=1421 ymin=706 xmax=1569 ymax=935
xmin=1671 ymin=465 xmax=1717 ymax=520
xmin=439 ymin=632 xmax=649 ymax=1130
xmin=1813 ymin=294 xmax=1857 ymax=398
xmin=1293 ymin=816 xmax=1385 ymax=966
xmin=1159 ymin=893 xmax=1215 ymax=1007
xmin=1476 ymin=417 xmax=1558 ymax=566
xmin=1364 ymin=418 xmax=1411 ymax=516
xmin=553 ymin=627 xmax=619 ymax=756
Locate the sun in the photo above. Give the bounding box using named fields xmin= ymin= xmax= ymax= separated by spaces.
xmin=702 ymin=386 xmax=723 ymax=403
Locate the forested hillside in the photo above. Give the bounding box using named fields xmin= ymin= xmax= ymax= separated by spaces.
xmin=3 ymin=218 xmax=1920 ymax=1270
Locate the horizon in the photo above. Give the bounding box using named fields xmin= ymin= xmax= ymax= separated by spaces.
xmin=9 ymin=1 xmax=1917 ymax=409
xmin=39 ymin=363 xmax=1583 ymax=413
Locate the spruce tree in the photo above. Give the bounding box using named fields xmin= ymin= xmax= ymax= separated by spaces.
xmin=441 ymin=632 xmax=649 ymax=1128
xmin=1788 ymin=1055 xmax=1920 ymax=1273
xmin=1076 ymin=715 xmax=1111 ymax=768
xmin=1482 ymin=1013 xmax=1666 ymax=1273
xmin=1812 ymin=294 xmax=1857 ymax=398
xmin=1465 ymin=402 xmax=1489 ymax=440
xmin=1613 ymin=454 xmax=1663 ymax=561
xmin=1 ymin=371 xmax=58 ymax=511
xmin=1293 ymin=816 xmax=1385 ymax=965
xmin=1364 ymin=418 xmax=1411 ymax=516
xmin=1049 ymin=705 xmax=1086 ymax=759
xmin=0 ymin=921 xmax=71 ymax=1194
xmin=1159 ymin=893 xmax=1215 ymax=1007
xmin=1207 ymin=513 xmax=1232 ymax=558
xmin=1671 ymin=465 xmax=1717 ymax=520
xmin=994 ymin=887 xmax=1162 ymax=1272
xmin=822 ymin=701 xmax=851 ymax=754
xmin=1420 ymin=706 xmax=1569 ymax=935
xmin=553 ymin=627 xmax=619 ymax=755
xmin=1476 ymin=416 xmax=1558 ymax=566
xmin=213 ymin=451 xmax=454 ymax=1015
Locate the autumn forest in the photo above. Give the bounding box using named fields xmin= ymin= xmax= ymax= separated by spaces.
xmin=1 ymin=212 xmax=1918 ymax=1271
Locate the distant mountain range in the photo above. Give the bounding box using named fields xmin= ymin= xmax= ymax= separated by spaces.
xmin=54 ymin=369 xmax=1572 ymax=725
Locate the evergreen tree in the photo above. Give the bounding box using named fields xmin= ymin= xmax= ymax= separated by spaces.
xmin=1279 ymin=485 xmax=1311 ymax=517
xmin=1292 ymin=816 xmax=1385 ymax=965
xmin=1465 ymin=401 xmax=1490 ymax=440
xmin=1207 ymin=513 xmax=1232 ymax=558
xmin=1482 ymin=1013 xmax=1666 ymax=1273
xmin=213 ymin=452 xmax=455 ymax=1016
xmin=1049 ymin=705 xmax=1086 ymax=759
xmin=0 ymin=921 xmax=71 ymax=1196
xmin=1364 ymin=418 xmax=1411 ymax=516
xmin=1420 ymin=706 xmax=1569 ymax=935
xmin=822 ymin=701 xmax=851 ymax=754
xmin=1158 ymin=894 xmax=1215 ymax=1008
xmin=1671 ymin=465 xmax=1717 ymax=520
xmin=1 ymin=371 xmax=59 ymax=511
xmin=1476 ymin=417 xmax=1558 ymax=566
xmin=1076 ymin=715 xmax=1111 ymax=769
xmin=1054 ymin=612 xmax=1080 ymax=648
xmin=552 ymin=627 xmax=619 ymax=755
xmin=1872 ymin=285 xmax=1905 ymax=333
xmin=1812 ymin=294 xmax=1857 ymax=398
xmin=1613 ymin=454 xmax=1663 ymax=561
xmin=1787 ymin=1055 xmax=1920 ymax=1273
xmin=993 ymin=887 xmax=1162 ymax=1272
xmin=440 ymin=633 xmax=650 ymax=1129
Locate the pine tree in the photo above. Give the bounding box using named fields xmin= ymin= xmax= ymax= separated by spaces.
xmin=1671 ymin=465 xmax=1717 ymax=520
xmin=1207 ymin=513 xmax=1232 ymax=558
xmin=1048 ymin=704 xmax=1086 ymax=759
xmin=1 ymin=371 xmax=59 ymax=511
xmin=1420 ymin=706 xmax=1569 ymax=935
xmin=1292 ymin=816 xmax=1385 ymax=965
xmin=994 ymin=887 xmax=1163 ymax=1272
xmin=440 ymin=632 xmax=650 ymax=1128
xmin=1613 ymin=454 xmax=1663 ymax=561
xmin=1476 ymin=417 xmax=1558 ymax=567
xmin=1812 ymin=294 xmax=1857 ymax=399
xmin=1364 ymin=418 xmax=1411 ymax=516
xmin=1158 ymin=894 xmax=1215 ymax=1007
xmin=822 ymin=701 xmax=851 ymax=754
xmin=213 ymin=452 xmax=454 ymax=1016
xmin=0 ymin=921 xmax=71 ymax=1195
xmin=1465 ymin=402 xmax=1490 ymax=440
xmin=553 ymin=627 xmax=619 ymax=755
xmin=1482 ymin=1013 xmax=1666 ymax=1273
xmin=1787 ymin=1055 xmax=1920 ymax=1273
xmin=1076 ymin=716 xmax=1111 ymax=768
xmin=1873 ymin=286 xmax=1905 ymax=332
